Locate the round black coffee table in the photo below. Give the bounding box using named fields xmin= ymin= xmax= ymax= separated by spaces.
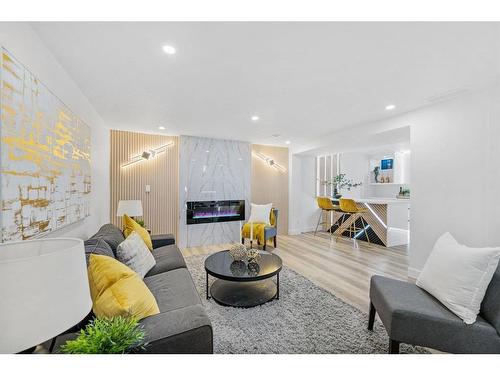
xmin=204 ymin=250 xmax=282 ymax=308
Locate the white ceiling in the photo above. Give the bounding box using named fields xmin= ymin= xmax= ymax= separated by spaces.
xmin=32 ymin=22 xmax=500 ymax=149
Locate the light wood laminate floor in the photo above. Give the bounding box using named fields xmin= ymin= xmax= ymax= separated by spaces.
xmin=182 ymin=231 xmax=410 ymax=313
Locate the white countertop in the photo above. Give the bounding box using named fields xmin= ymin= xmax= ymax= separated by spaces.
xmin=333 ymin=197 xmax=410 ymax=205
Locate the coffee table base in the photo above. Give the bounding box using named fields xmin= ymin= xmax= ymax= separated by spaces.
xmin=210 ymin=279 xmax=278 ymax=308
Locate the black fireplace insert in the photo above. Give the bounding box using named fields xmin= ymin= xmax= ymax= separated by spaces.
xmin=186 ymin=200 xmax=245 ymax=225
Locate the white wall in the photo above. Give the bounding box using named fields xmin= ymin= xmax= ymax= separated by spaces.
xmin=289 ymin=155 xmax=318 ymax=234
xmin=0 ymin=23 xmax=110 ymax=239
xmin=409 ymin=86 xmax=500 ymax=275
xmin=338 ymin=152 xmax=369 ymax=199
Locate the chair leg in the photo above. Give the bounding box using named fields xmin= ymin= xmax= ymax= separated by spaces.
xmin=314 ymin=210 xmax=323 ymax=236
xmin=368 ymin=302 xmax=376 ymax=330
xmin=263 ymin=242 xmax=266 ymax=251
xmin=389 ymin=339 xmax=400 ymax=354
xmin=241 ymin=237 xmax=245 ymax=245
xmin=273 ymin=236 xmax=277 ymax=248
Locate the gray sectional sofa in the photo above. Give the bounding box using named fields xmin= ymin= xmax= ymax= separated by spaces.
xmin=56 ymin=224 xmax=213 ymax=354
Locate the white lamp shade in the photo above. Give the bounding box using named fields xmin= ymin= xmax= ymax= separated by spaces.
xmin=0 ymin=238 xmax=92 ymax=353
xmin=116 ymin=200 xmax=143 ymax=217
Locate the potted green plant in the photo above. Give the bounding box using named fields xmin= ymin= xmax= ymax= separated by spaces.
xmin=323 ymin=174 xmax=362 ymax=199
xmin=60 ymin=316 xmax=147 ymax=354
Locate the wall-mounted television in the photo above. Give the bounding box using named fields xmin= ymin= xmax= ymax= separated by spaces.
xmin=381 ymin=158 xmax=394 ymax=170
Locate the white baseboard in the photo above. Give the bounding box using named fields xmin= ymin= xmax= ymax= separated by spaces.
xmin=408 ymin=267 xmax=421 ymax=279
xmin=288 ymin=226 xmax=316 ymax=236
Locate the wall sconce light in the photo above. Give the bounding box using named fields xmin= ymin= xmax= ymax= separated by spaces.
xmin=121 ymin=142 xmax=174 ymax=168
xmin=252 ymin=152 xmax=286 ymax=172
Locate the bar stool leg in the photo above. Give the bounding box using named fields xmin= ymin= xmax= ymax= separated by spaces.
xmin=362 ymin=216 xmax=371 ymax=243
xmin=314 ymin=209 xmax=323 ymax=236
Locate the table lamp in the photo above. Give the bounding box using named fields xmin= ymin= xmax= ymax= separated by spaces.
xmin=116 ymin=200 xmax=143 ymax=219
xmin=0 ymin=238 xmax=92 ymax=353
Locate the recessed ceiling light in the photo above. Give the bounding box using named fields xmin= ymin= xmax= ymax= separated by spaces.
xmin=206 ymin=150 xmax=210 ymax=153
xmin=158 ymin=126 xmax=166 ymax=130
xmin=251 ymin=116 xmax=259 ymax=121
xmin=285 ymin=140 xmax=291 ymax=145
xmin=162 ymin=45 xmax=176 ymax=55
xmin=385 ymin=104 xmax=396 ymax=110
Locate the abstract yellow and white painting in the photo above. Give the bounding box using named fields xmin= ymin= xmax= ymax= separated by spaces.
xmin=0 ymin=49 xmax=91 ymax=242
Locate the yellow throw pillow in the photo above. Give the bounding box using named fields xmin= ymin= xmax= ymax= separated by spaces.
xmin=87 ymin=254 xmax=160 ymax=320
xmin=122 ymin=214 xmax=153 ymax=250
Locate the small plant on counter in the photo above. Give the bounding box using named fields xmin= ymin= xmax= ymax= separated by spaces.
xmin=322 ymin=174 xmax=363 ymax=198
xmin=60 ymin=316 xmax=147 ymax=354
xmin=323 ymin=174 xmax=362 ymax=190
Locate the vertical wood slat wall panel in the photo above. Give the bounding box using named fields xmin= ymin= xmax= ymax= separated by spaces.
xmin=251 ymin=144 xmax=289 ymax=235
xmin=110 ymin=130 xmax=179 ymax=237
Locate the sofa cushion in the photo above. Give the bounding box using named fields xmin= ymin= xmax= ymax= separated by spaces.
xmin=84 ymin=238 xmax=115 ymax=265
xmin=123 ymin=214 xmax=153 ymax=250
xmin=370 ymin=275 xmax=500 ymax=353
xmin=416 ymin=232 xmax=500 ymax=324
xmin=88 ymin=254 xmax=160 ymax=320
xmin=89 ymin=224 xmax=125 ymax=253
xmin=481 ymin=262 xmax=500 ymax=335
xmin=139 ymin=305 xmax=212 ymax=354
xmin=116 ymin=231 xmax=156 ymax=278
xmin=145 ymin=244 xmax=186 ymax=276
xmin=144 ymin=268 xmax=201 ymax=313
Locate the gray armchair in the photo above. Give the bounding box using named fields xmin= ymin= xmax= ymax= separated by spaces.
xmin=367 ymin=262 xmax=500 ymax=353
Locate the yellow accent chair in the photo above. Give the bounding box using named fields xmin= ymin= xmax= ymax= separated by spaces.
xmin=338 ymin=198 xmax=370 ymax=243
xmin=314 ymin=197 xmax=340 ymax=236
xmin=241 ymin=208 xmax=278 ymax=250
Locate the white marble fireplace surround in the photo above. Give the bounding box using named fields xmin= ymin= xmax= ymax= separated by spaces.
xmin=178 ymin=136 xmax=251 ymax=248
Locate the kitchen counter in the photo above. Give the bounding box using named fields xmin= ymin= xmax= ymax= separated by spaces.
xmin=338 ymin=197 xmax=410 ymax=205
xmin=329 ymin=197 xmax=410 ymax=247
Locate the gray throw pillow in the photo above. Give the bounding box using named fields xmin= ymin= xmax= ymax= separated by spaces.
xmin=84 ymin=238 xmax=115 ymax=266
xmin=89 ymin=223 xmax=126 ymax=253
xmin=116 ymin=231 xmax=156 ymax=278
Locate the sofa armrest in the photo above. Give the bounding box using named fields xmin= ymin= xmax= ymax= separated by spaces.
xmin=151 ymin=234 xmax=175 ymax=248
xmin=140 ymin=305 xmax=213 ymax=354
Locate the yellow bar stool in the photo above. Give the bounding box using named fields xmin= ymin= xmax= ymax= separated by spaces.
xmin=314 ymin=197 xmax=340 ymax=236
xmin=338 ymin=198 xmax=371 ymax=244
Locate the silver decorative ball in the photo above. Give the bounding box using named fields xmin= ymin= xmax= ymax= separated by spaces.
xmin=229 ymin=243 xmax=247 ymax=261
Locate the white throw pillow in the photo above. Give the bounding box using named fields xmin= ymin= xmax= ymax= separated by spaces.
xmin=116 ymin=231 xmax=156 ymax=278
xmin=248 ymin=203 xmax=273 ymax=225
xmin=416 ymin=232 xmax=500 ymax=324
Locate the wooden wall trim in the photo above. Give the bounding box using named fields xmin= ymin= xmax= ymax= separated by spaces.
xmin=110 ymin=130 xmax=179 ymax=237
xmin=251 ymin=144 xmax=289 ymax=235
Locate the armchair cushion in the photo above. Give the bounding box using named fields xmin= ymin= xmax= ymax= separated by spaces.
xmin=481 ymin=262 xmax=500 ymax=335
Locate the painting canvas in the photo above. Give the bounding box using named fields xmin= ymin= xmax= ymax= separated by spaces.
xmin=0 ymin=49 xmax=91 ymax=242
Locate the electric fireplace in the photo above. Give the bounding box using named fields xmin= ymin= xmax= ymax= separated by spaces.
xmin=186 ymin=200 xmax=245 ymax=225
